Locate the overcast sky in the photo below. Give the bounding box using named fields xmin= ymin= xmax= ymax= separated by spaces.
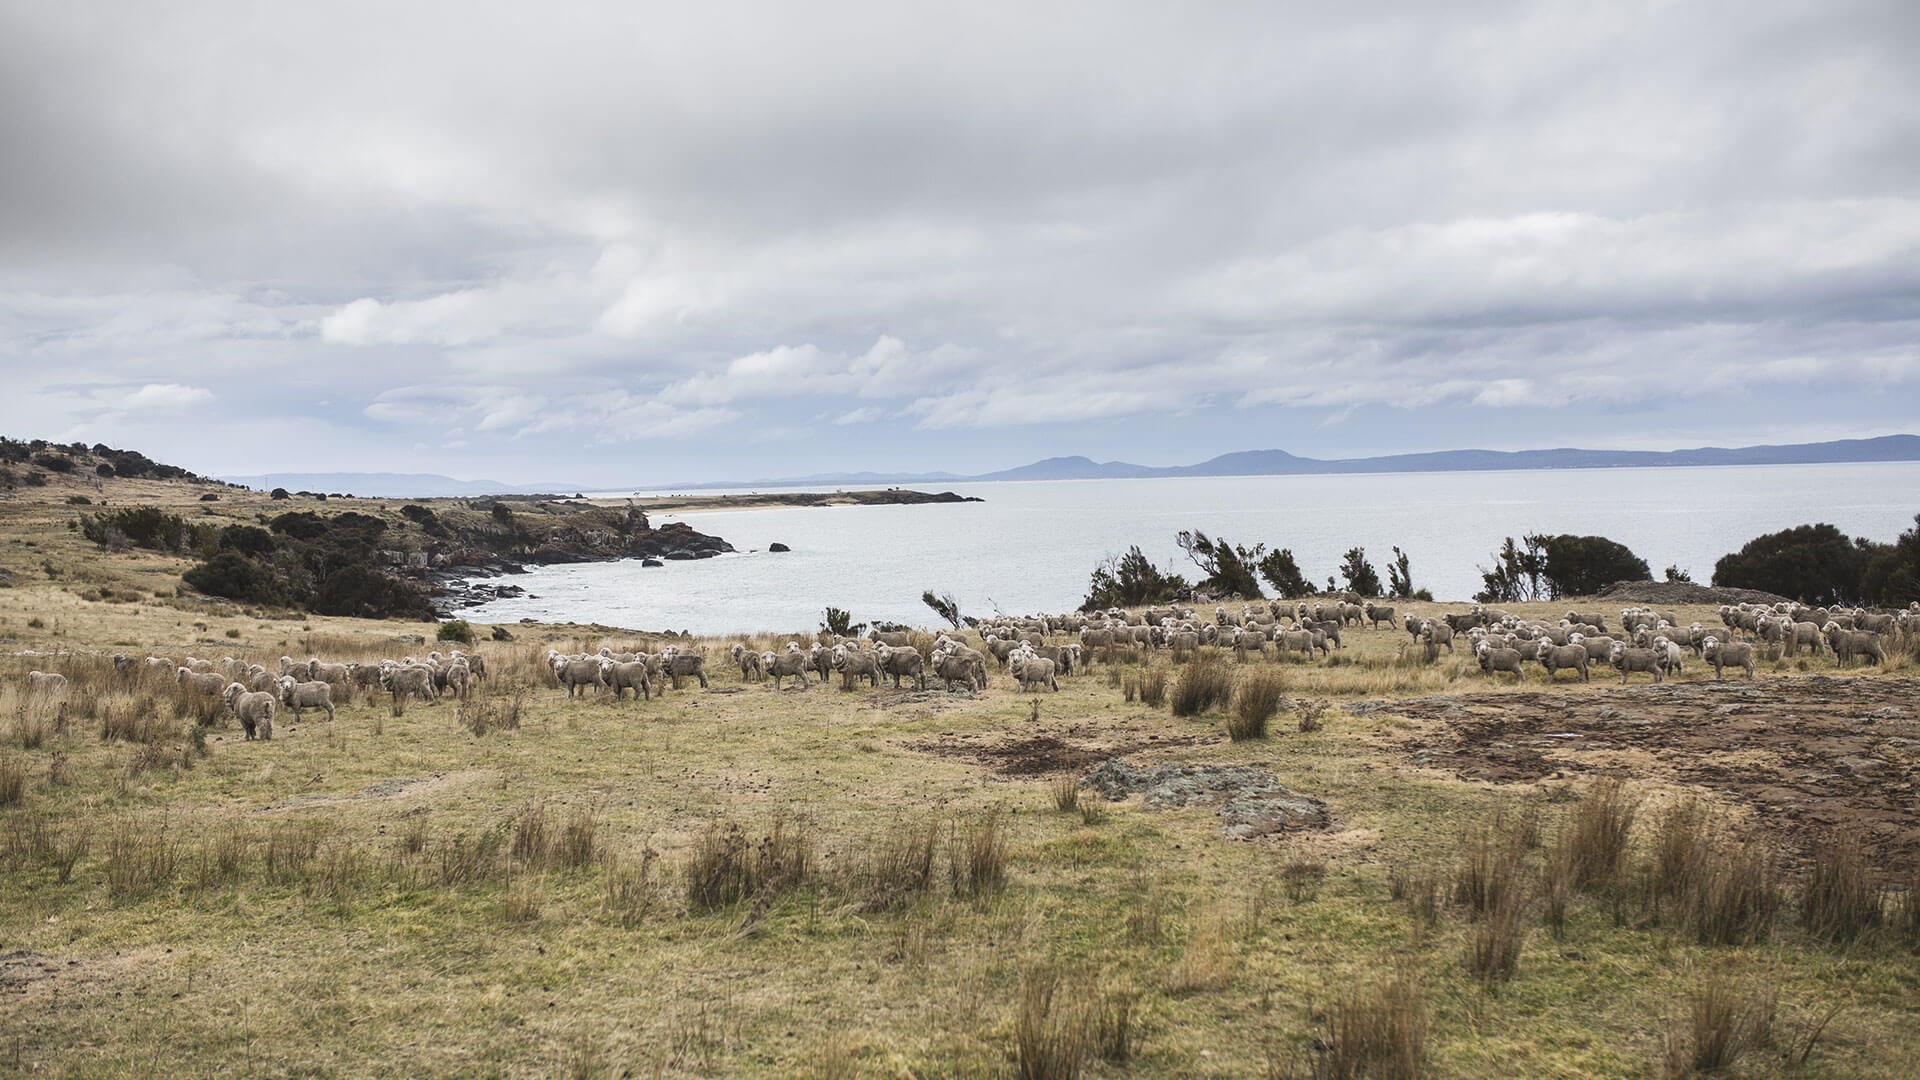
xmin=2 ymin=1 xmax=1916 ymax=485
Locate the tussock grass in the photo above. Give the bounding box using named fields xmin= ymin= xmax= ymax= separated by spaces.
xmin=603 ymin=844 xmax=663 ymax=927
xmin=1169 ymin=648 xmax=1232 ymax=717
xmin=1313 ymin=973 xmax=1427 ymax=1080
xmin=948 ymin=806 xmax=1008 ymax=899
xmin=1050 ymin=775 xmax=1080 ymax=813
xmin=1228 ymin=666 xmax=1286 ymax=740
xmin=1663 ymin=970 xmax=1774 ymax=1077
xmin=1682 ymin=837 xmax=1780 ymax=946
xmin=858 ymin=815 xmax=940 ymax=911
xmin=0 ymin=754 xmax=24 ymax=806
xmin=1800 ymin=825 xmax=1880 ymax=943
xmin=1086 ymin=976 xmax=1138 ymax=1065
xmin=1388 ymin=865 xmax=1441 ymax=930
xmin=1167 ymin=908 xmax=1233 ymax=994
xmin=1015 ymin=966 xmax=1086 ymax=1080
xmin=1136 ymin=664 xmax=1168 ymax=708
xmin=104 ymin=816 xmax=177 ymax=899
xmin=1567 ymin=777 xmax=1638 ymax=896
xmin=687 ymin=816 xmax=815 ymax=912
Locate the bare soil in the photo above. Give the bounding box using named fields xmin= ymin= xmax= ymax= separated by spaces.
xmin=906 ymin=718 xmax=1214 ymax=777
xmin=1379 ymin=676 xmax=1920 ymax=868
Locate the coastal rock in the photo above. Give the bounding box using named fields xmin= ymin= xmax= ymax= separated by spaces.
xmin=769 ymin=542 xmax=790 ymax=552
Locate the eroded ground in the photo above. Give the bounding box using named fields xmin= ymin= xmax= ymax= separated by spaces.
xmin=1376 ymin=675 xmax=1920 ymax=868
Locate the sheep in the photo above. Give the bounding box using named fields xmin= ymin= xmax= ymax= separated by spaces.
xmin=1825 ymin=627 xmax=1885 ymax=668
xmin=732 ymin=643 xmax=765 ymax=682
xmin=607 ymin=661 xmax=652 ymax=701
xmin=762 ymin=649 xmax=810 ymax=690
xmin=440 ymin=661 xmax=473 ymax=701
xmin=247 ymin=667 xmax=281 ymax=693
xmin=1419 ymin=621 xmax=1455 ymax=654
xmin=308 ymin=660 xmax=352 ymax=688
xmin=1009 ymin=650 xmax=1058 ymax=693
xmin=276 ymin=676 xmax=337 ymax=722
xmin=832 ymin=644 xmax=886 ymax=689
xmin=1701 ymin=637 xmax=1755 ymax=681
xmin=177 ymin=667 xmax=227 ymax=695
xmin=1475 ymin=642 xmax=1524 ymax=681
xmin=346 ymin=662 xmax=386 ymax=691
xmin=1538 ymin=644 xmax=1591 ymax=683
xmin=868 ymin=630 xmax=913 ymax=648
xmin=381 ymin=663 xmax=438 ymax=704
xmin=930 ymin=648 xmax=988 ymax=692
xmin=558 ymin=657 xmax=610 ymax=697
xmin=873 ymin=643 xmax=926 ymax=691
xmin=659 ymin=648 xmax=710 ymax=690
xmin=1652 ymin=637 xmax=1685 ymax=680
xmin=223 ymin=682 xmax=276 ymax=740
xmin=1363 ymin=602 xmax=1396 ymax=630
xmin=1607 ymin=641 xmax=1663 ymax=684
xmin=27 ymin=670 xmax=69 ymax=696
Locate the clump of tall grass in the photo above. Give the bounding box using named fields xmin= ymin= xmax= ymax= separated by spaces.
xmin=603 ymin=844 xmax=664 ymax=927
xmin=948 ymin=807 xmax=1008 ymax=899
xmin=1567 ymin=777 xmax=1638 ymax=896
xmin=0 ymin=754 xmax=25 ymax=807
xmin=1312 ymin=973 xmax=1427 ymax=1080
xmin=1169 ymin=649 xmax=1232 ymax=717
xmin=1800 ymin=826 xmax=1880 ymax=944
xmin=686 ymin=816 xmax=816 ymax=912
xmin=1663 ymin=970 xmax=1774 ymax=1077
xmin=104 ymin=816 xmax=177 ymax=899
xmin=1015 ymin=965 xmax=1086 ymax=1080
xmin=1227 ymin=667 xmax=1286 ymax=740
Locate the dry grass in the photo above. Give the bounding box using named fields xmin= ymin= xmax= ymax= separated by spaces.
xmin=1663 ymin=970 xmax=1774 ymax=1077
xmin=948 ymin=806 xmax=1008 ymax=899
xmin=1169 ymin=648 xmax=1232 ymax=716
xmin=858 ymin=815 xmax=940 ymax=911
xmin=1136 ymin=664 xmax=1168 ymax=708
xmin=1049 ymin=775 xmax=1080 ymax=813
xmin=1682 ymin=837 xmax=1780 ymax=947
xmin=686 ymin=816 xmax=816 ymax=912
xmin=1566 ymin=777 xmax=1638 ymax=897
xmin=1228 ymin=666 xmax=1286 ymax=740
xmin=602 ymin=844 xmax=664 ymax=928
xmin=0 ymin=753 xmax=24 ymax=806
xmin=1799 ymin=825 xmax=1881 ymax=944
xmin=1313 ymin=973 xmax=1427 ymax=1080
xmin=103 ymin=815 xmax=177 ymax=899
xmin=1294 ymin=698 xmax=1329 ymax=733
xmin=1014 ymin=966 xmax=1087 ymax=1080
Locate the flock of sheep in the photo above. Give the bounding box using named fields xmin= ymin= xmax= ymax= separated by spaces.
xmin=18 ymin=599 xmax=1917 ymax=737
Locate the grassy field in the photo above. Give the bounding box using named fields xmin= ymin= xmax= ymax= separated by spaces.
xmin=1 ymin=473 xmax=1917 ymax=1078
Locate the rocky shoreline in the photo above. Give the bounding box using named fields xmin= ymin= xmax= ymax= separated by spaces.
xmin=417 ymin=517 xmax=737 ymax=615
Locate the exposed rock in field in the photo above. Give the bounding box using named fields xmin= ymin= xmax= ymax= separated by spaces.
xmin=1084 ymin=758 xmax=1329 ymax=838
xmin=1594 ymin=579 xmax=1791 ymax=606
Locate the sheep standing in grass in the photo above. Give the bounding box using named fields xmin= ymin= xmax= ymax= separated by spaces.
xmin=1538 ymin=644 xmax=1591 ymax=683
xmin=1607 ymin=641 xmax=1663 ymax=684
xmin=1701 ymin=637 xmax=1755 ymax=681
xmin=607 ymin=661 xmax=651 ymax=701
xmin=177 ymin=667 xmax=226 ymax=695
xmin=732 ymin=643 xmax=764 ymax=682
xmin=277 ymin=676 xmax=337 ymax=722
xmin=223 ymin=682 xmax=276 ymax=740
xmin=1475 ymin=642 xmax=1524 ymax=681
xmin=762 ymin=648 xmax=810 ymax=690
xmin=27 ymin=670 xmax=68 ymax=696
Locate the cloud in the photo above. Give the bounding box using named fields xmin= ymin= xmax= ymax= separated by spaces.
xmin=2 ymin=2 xmax=1916 ymax=479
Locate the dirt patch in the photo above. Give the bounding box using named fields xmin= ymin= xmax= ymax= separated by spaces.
xmin=1381 ymin=676 xmax=1920 ymax=867
xmin=1 ymin=946 xmax=172 ymax=1003
xmin=1084 ymin=759 xmax=1330 ymax=838
xmin=257 ymin=769 xmax=491 ymax=811
xmin=905 ymin=720 xmax=1211 ymax=777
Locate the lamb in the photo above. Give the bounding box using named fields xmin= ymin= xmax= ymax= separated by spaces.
xmin=276 ymin=676 xmax=337 ymax=722
xmin=222 ymin=682 xmax=276 ymax=740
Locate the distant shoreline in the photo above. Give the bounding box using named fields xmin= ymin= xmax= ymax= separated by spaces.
xmin=576 ymin=488 xmax=983 ymax=516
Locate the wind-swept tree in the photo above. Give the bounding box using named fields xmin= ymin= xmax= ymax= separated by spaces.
xmin=1256 ymin=548 xmax=1310 ymax=598
xmin=1476 ymin=535 xmax=1548 ymax=603
xmin=1339 ymin=547 xmax=1381 ymax=597
xmin=1081 ymin=546 xmax=1188 ymax=611
xmin=921 ymin=590 xmax=965 ymax=629
xmin=1177 ymin=530 xmax=1264 ymax=598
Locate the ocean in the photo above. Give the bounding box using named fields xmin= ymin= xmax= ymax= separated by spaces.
xmin=457 ymin=462 xmax=1920 ymax=635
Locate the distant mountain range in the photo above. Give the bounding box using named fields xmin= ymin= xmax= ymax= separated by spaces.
xmin=221 ymin=434 xmax=1920 ymax=498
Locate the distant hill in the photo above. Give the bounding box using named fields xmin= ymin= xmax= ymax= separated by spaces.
xmin=208 ymin=434 xmax=1920 ymax=497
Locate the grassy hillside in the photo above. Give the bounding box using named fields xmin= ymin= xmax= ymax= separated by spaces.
xmin=1 ymin=466 xmax=1916 ymax=1078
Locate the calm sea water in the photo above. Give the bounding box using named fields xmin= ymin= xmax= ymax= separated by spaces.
xmin=458 ymin=463 xmax=1920 ymax=635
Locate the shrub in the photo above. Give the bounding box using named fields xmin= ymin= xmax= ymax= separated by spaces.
xmin=1081 ymin=545 xmax=1187 ymax=611
xmin=437 ymin=620 xmax=476 ymax=645
xmin=1339 ymin=546 xmax=1382 ymax=597
xmin=1228 ymin=666 xmax=1286 ymax=740
xmin=1136 ymin=665 xmax=1168 ymax=708
xmin=1169 ymin=649 xmax=1232 ymax=716
xmin=33 ymin=453 xmax=73 ymax=473
xmin=65 ymin=494 xmax=91 ymax=505
xmin=1712 ymin=523 xmax=1865 ymax=606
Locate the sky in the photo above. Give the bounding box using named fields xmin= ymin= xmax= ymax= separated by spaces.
xmin=2 ymin=1 xmax=1917 ymax=486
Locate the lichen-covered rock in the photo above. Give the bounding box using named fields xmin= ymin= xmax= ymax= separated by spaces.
xmin=1083 ymin=758 xmax=1329 ymax=838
